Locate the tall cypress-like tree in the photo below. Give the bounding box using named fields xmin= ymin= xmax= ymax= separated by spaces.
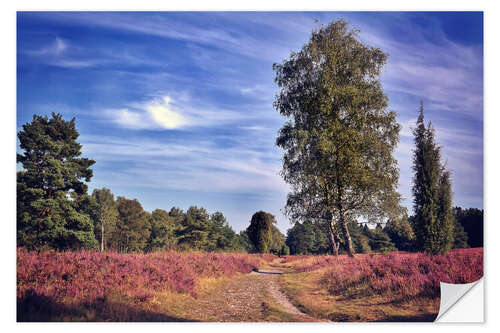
xmin=274 ymin=20 xmax=402 ymax=256
xmin=412 ymin=102 xmax=453 ymax=254
xmin=17 ymin=113 xmax=97 ymax=250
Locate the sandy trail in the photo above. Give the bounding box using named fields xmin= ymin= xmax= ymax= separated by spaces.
xmin=180 ymin=258 xmax=320 ymax=322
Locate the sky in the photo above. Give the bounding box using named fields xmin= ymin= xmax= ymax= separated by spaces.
xmin=16 ymin=11 xmax=483 ymax=233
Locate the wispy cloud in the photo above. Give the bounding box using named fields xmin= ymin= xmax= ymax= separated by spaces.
xmin=105 ymin=94 xmax=279 ymax=131
xmin=81 ymin=133 xmax=288 ymax=195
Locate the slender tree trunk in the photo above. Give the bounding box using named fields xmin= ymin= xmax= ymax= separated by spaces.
xmin=327 ymin=219 xmax=339 ymax=256
xmin=100 ymin=211 xmax=105 ymax=252
xmin=339 ymin=205 xmax=355 ymax=257
xmin=101 ymin=222 xmax=104 ymax=252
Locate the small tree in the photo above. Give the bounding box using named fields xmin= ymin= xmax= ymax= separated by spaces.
xmin=17 ymin=113 xmax=97 ymax=250
xmin=246 ymin=211 xmax=273 ymax=253
xmin=92 ymin=187 xmax=118 ymax=252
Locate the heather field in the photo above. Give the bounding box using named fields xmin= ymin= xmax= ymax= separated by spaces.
xmin=17 ymin=247 xmax=483 ymax=322
xmin=17 ymin=248 xmax=274 ymax=321
xmin=279 ymin=248 xmax=483 ymax=321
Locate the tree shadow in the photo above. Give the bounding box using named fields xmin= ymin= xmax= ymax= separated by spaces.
xmin=17 ymin=289 xmax=196 ymax=322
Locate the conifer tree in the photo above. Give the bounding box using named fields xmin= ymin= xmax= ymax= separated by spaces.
xmin=411 ymin=102 xmax=454 ymax=254
xmin=246 ymin=211 xmax=273 ymax=253
xmin=17 ymin=113 xmax=97 ymax=250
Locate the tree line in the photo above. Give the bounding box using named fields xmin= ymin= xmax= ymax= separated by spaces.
xmin=285 ymin=207 xmax=483 ymax=255
xmin=16 ymin=113 xmax=288 ymax=253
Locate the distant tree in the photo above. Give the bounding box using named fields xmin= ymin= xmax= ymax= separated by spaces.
xmin=91 ymin=187 xmax=118 ymax=252
xmin=238 ymin=230 xmax=255 ymax=253
xmin=17 ymin=113 xmax=97 ymax=250
xmin=246 ymin=211 xmax=273 ymax=253
xmin=384 ymin=213 xmax=415 ymax=251
xmin=269 ymin=225 xmax=288 ymax=255
xmin=206 ymin=211 xmax=242 ymax=252
xmin=147 ymin=209 xmax=176 ymax=251
xmin=454 ymin=207 xmax=483 ymax=248
xmin=274 ymin=20 xmax=401 ymax=257
xmin=349 ymin=222 xmax=372 ymax=254
xmin=286 ymin=222 xmax=314 ymax=255
xmin=113 ymin=197 xmax=151 ymax=252
xmin=452 ymin=216 xmax=469 ymax=249
xmin=435 ymin=169 xmax=455 ymax=253
xmin=411 ymin=102 xmax=453 ymax=255
xmin=176 ymin=206 xmax=212 ymax=250
xmin=366 ymin=225 xmax=396 ymax=253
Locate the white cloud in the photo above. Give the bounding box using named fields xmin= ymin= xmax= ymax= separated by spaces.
xmin=105 ymin=93 xmax=280 ymax=131
xmin=107 ymin=96 xmax=188 ymax=130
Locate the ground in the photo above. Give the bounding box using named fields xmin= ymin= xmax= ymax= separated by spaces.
xmin=149 ymin=258 xmax=323 ymax=322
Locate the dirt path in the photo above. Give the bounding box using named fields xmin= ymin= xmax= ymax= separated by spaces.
xmin=178 ymin=258 xmax=321 ymax=322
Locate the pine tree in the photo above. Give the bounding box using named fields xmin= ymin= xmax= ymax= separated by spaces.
xmin=176 ymin=206 xmax=212 ymax=250
xmin=411 ymin=102 xmax=453 ymax=255
xmin=17 ymin=113 xmax=97 ymax=250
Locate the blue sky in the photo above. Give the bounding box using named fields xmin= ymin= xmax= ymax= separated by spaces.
xmin=17 ymin=12 xmax=483 ymax=233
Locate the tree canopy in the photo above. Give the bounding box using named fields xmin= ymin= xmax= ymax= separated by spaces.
xmin=274 ymin=19 xmax=402 ymax=256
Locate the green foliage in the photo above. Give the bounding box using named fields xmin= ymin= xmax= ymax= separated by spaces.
xmin=147 ymin=209 xmax=177 ymax=251
xmin=452 ymin=216 xmax=469 ymax=249
xmin=384 ymin=214 xmax=415 ymax=251
xmin=176 ymin=206 xmax=212 ymax=250
xmin=274 ymin=20 xmax=402 ymax=257
xmin=286 ymin=220 xmax=331 ymax=255
xmin=366 ymin=225 xmax=396 ymax=253
xmin=17 ymin=113 xmax=97 ymax=250
xmin=348 ymin=222 xmax=372 ymax=254
xmin=411 ymin=103 xmax=454 ymax=255
xmin=246 ymin=211 xmax=273 ymax=253
xmin=238 ymin=230 xmax=255 ymax=253
xmin=453 ymin=207 xmax=483 ymax=248
xmin=269 ymin=225 xmax=288 ymax=255
xmin=207 ymin=211 xmax=243 ymax=252
xmin=91 ymin=187 xmax=118 ymax=251
xmin=113 ymin=197 xmax=151 ymax=253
